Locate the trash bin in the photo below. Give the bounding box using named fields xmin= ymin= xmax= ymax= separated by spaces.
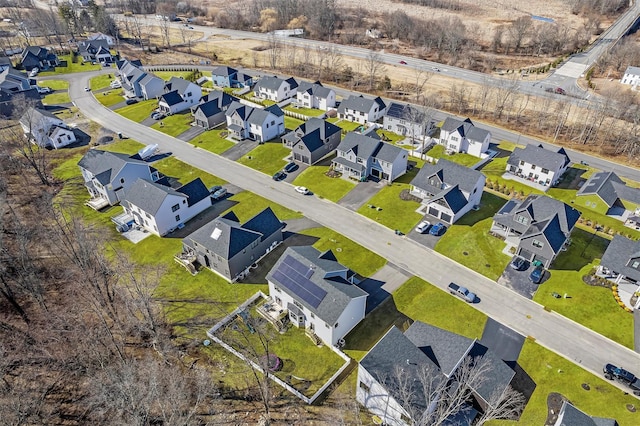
xmin=117 ymin=132 xmax=123 ymax=139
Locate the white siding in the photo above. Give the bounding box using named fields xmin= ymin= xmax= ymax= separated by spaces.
xmin=331 ymin=296 xmax=366 ymax=346
xmin=356 ymin=366 xmax=411 ymax=426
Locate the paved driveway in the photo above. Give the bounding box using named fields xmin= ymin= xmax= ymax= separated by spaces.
xmin=337 ymin=180 xmax=385 ymax=211
xmin=177 ymin=125 xmax=206 ymax=142
xmin=407 ymin=212 xmax=446 ymax=250
xmin=356 ymin=263 xmax=412 ymax=313
xmin=283 ymin=163 xmax=307 ymax=183
xmin=221 ymin=139 xmax=258 ymax=161
xmin=496 ymin=260 xmax=545 ymax=299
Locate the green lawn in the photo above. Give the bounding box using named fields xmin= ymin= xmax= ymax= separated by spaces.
xmin=479 ymin=156 xmax=544 ymax=198
xmin=90 ymin=75 xmax=113 ymax=90
xmin=38 ymin=55 xmax=102 ymax=75
xmin=427 ymin=144 xmax=479 ymax=168
xmin=153 ymin=156 xmax=225 ymax=188
xmin=299 ymin=227 xmax=386 ymax=277
xmin=97 ymin=139 xmax=145 ymax=155
xmin=96 ymin=89 xmax=125 ymax=107
xmin=39 ymin=80 xmax=69 ymax=90
xmin=293 ymin=165 xmax=356 ymax=202
xmin=283 ymin=104 xmax=325 ymax=117
xmin=189 ymin=129 xmax=235 ymax=154
xmin=357 ymin=183 xmax=422 ymax=234
xmin=154 ymin=71 xmax=194 ymax=81
xmin=40 ymin=80 xmax=70 ymax=105
xmin=150 ymin=112 xmax=193 ymax=137
xmin=327 ymin=118 xmax=362 ymax=133
xmin=377 ymin=129 xmax=405 ymax=144
xmin=116 ymin=99 xmax=158 ymax=122
xmin=222 ymin=191 xmax=302 ymax=222
xmin=435 ymin=191 xmax=512 ymax=280
xmin=284 ymin=115 xmax=305 ymax=130
xmin=237 ymin=143 xmax=290 ymax=176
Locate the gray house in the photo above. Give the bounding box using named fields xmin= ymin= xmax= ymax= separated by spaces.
xmin=491 ymin=195 xmax=581 ymax=268
xmin=210 ymin=65 xmax=253 ymax=88
xmin=282 ymin=118 xmax=341 ymax=165
xmin=599 ymin=235 xmax=640 ymax=286
xmin=576 ymin=171 xmax=640 ymax=218
xmin=20 ymin=46 xmax=58 ymax=71
xmin=192 ymin=91 xmax=237 ymax=129
xmin=77 ymin=149 xmax=160 ymax=210
xmin=0 ymin=67 xmax=32 ymax=92
xmin=332 ymin=132 xmax=407 ymax=182
xmin=117 ymin=59 xmax=164 ymax=100
xmin=383 ymin=102 xmax=434 ymax=141
xmin=180 ymin=207 xmax=284 ymax=282
xmin=77 ymin=39 xmax=113 ymax=64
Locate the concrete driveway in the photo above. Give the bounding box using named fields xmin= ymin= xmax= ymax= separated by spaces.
xmin=177 ymin=125 xmax=206 ymax=142
xmin=283 ymin=163 xmax=307 ymax=183
xmin=337 ymin=180 xmax=385 ymax=211
xmin=221 ymin=139 xmax=258 ymax=161
xmin=407 ymin=213 xmax=446 ymax=250
xmin=356 ymin=263 xmax=411 ymax=313
xmin=496 ymin=260 xmax=544 ymax=299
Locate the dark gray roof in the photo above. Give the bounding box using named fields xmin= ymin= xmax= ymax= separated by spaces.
xmin=441 ymin=117 xmax=490 ymax=143
xmin=176 ymin=178 xmax=209 ymax=207
xmin=242 ymin=207 xmax=284 ymax=239
xmin=372 ymin=140 xmax=405 ymax=163
xmin=246 ymin=104 xmax=283 ymax=125
xmin=139 ymin=73 xmax=161 ymax=86
xmin=337 ymin=95 xmax=386 ymax=114
xmin=264 ymin=104 xmax=284 ymax=117
xmin=211 ymin=65 xmax=237 ymax=77
xmin=385 ymin=102 xmax=425 ymax=122
xmin=492 ymin=195 xmax=580 ymax=237
xmin=507 ymin=144 xmax=570 ymax=171
xmin=165 ymin=76 xmax=193 ymax=95
xmin=78 ymin=39 xmax=110 ymax=55
xmin=578 ymin=171 xmax=640 ymax=207
xmin=124 ymin=179 xmax=182 ymax=215
xmin=411 ymin=158 xmax=484 ymax=194
xmin=624 ymin=65 xmax=640 ymax=77
xmin=337 ymin=132 xmax=381 ymax=160
xmin=255 ymin=75 xmax=297 ymax=92
xmin=332 ymin=156 xmax=365 ymax=172
xmin=288 ymin=118 xmax=341 ymax=152
xmin=556 ymin=400 xmax=617 ymax=426
xmin=433 ymin=185 xmax=469 ymax=213
xmin=296 ymin=80 xmax=332 ymax=99
xmin=600 ymin=235 xmax=640 ymax=282
xmin=160 ymin=90 xmax=183 ymax=106
xmin=19 ymin=107 xmax=59 ymax=128
xmin=195 ymin=91 xmax=235 ymax=117
xmin=466 ymin=343 xmax=516 ymax=407
xmin=267 ymin=245 xmax=367 ymax=324
xmin=77 ymin=150 xmax=148 ymax=185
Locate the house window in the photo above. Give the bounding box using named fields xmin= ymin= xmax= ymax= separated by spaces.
xmin=519 ymin=160 xmax=525 ymax=166
xmin=171 ymin=203 xmax=180 ymax=212
xmin=325 ymin=323 xmax=330 ymax=329
xmin=532 ymin=239 xmax=543 ymax=249
xmin=120 ymin=178 xmax=125 ymax=184
xmin=451 ymin=136 xmax=459 ymax=142
xmin=541 ymin=168 xmax=549 ymax=174
xmin=310 ymin=312 xmax=315 ymax=319
xmin=293 ymin=300 xmax=303 ymax=310
xmin=175 ymin=215 xmax=181 ymax=222
xmin=531 ymin=165 xmax=536 ymax=171
xmin=630 ymin=260 xmax=640 ymax=270
xmin=145 ymin=212 xmax=151 ymax=219
xmin=274 ymin=286 xmax=281 ymax=292
xmin=271 ymin=120 xmax=275 ymax=126
xmin=516 ymin=215 xmax=528 ymax=225
xmin=334 ymin=322 xmax=339 ymax=328
xmin=183 ymin=199 xmax=186 ymax=204
xmin=359 ymin=381 xmax=370 ymax=393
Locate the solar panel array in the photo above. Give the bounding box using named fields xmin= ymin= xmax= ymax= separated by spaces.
xmin=386 ymin=102 xmax=406 ymax=119
xmin=273 ymin=255 xmax=326 ymax=308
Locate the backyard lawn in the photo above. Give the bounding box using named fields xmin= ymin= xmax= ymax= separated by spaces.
xmin=357 ymin=183 xmax=422 ymax=234
xmin=222 ymin=190 xmax=302 ymax=222
xmin=376 ymin=129 xmax=405 ymax=145
xmin=237 ymin=143 xmax=290 ymax=176
xmin=150 ymin=112 xmax=193 ymax=137
xmin=479 ymin=156 xmax=544 ymax=198
xmin=327 ymin=118 xmax=362 ymax=132
xmin=283 ymin=104 xmax=325 ymax=117
xmin=293 ymin=165 xmax=356 ymax=202
xmin=299 ymin=227 xmax=386 ymax=277
xmin=435 ymin=191 xmax=512 ymax=280
xmin=189 ymin=129 xmax=235 ymax=154
xmin=90 ymin=74 xmax=114 ymax=90
xmin=116 ymin=99 xmax=158 ymax=122
xmin=427 ymin=144 xmax=479 ymax=168
xmin=154 ymin=71 xmax=194 ymax=81
xmin=96 ymin=89 xmax=125 ymax=107
xmin=284 ymin=115 xmax=305 ymax=130
xmin=39 ymin=55 xmax=102 ymax=75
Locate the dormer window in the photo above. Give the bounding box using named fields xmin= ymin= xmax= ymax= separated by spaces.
xmin=516 ymin=215 xmax=529 ymax=225
xmin=532 ymin=239 xmax=543 ymax=249
xmin=629 ymin=259 xmax=640 ymax=270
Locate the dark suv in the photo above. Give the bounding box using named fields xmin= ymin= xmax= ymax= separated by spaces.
xmin=284 ymin=162 xmax=298 ymax=173
xmin=603 ymin=363 xmax=640 ymax=395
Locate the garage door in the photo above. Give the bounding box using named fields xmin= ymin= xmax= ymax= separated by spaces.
xmin=440 ymin=213 xmax=452 ymax=223
xmin=519 ymin=249 xmax=533 ymax=261
xmin=533 ymin=255 xmax=548 ymax=267
xmin=428 ymin=207 xmax=439 ymax=217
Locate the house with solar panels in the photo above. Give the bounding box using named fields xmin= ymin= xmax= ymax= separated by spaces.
xmin=505 ymin=144 xmax=570 ymax=189
xmin=266 ymin=246 xmax=368 ymax=347
xmin=281 ymin=118 xmax=342 ymax=165
xmin=179 ymin=207 xmax=284 ymax=281
xmin=438 ymin=117 xmax=491 ymax=157
xmin=383 ymin=102 xmax=434 ymax=141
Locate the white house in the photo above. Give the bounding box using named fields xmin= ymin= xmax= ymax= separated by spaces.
xmin=254 ymin=76 xmax=298 ymax=102
xmin=87 ymin=32 xmax=115 ymax=46
xmin=266 ymin=246 xmax=368 ymax=347
xmin=295 ymin=81 xmax=335 ymax=110
xmin=122 ymin=178 xmax=211 ymax=236
xmin=19 ymin=107 xmax=76 ymax=149
xmin=621 ymin=65 xmax=640 ymax=88
xmin=77 ymin=149 xmax=160 ymax=210
xmin=77 ymin=40 xmax=113 ymax=64
xmin=225 ymin=101 xmax=285 ymax=143
xmin=332 ymin=132 xmax=407 ymax=182
xmin=505 ymin=144 xmax=571 ymax=188
xmin=336 ymin=95 xmax=387 ymax=124
xmin=158 ymin=77 xmax=202 ymax=115
xmin=383 ymin=102 xmax=434 ymax=142
xmin=410 ymin=159 xmax=485 ymax=224
xmin=438 ymin=117 xmax=491 ymax=158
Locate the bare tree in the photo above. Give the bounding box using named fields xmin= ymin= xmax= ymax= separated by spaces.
xmin=365 ymin=50 xmax=386 ymax=91
xmin=266 ymin=33 xmax=282 ymax=70
xmin=411 ymin=67 xmax=431 ymax=103
xmin=324 ymin=46 xmax=344 ymax=83
xmin=492 ymin=75 xmax=520 ymax=120
xmin=507 ymin=16 xmax=532 ymax=54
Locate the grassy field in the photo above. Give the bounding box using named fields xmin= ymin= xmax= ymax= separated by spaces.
xmin=237 ymin=143 xmax=290 ymax=176
xmin=293 ymin=165 xmax=356 ymax=202
xmin=299 ymin=227 xmax=386 ymax=277
xmin=427 ymin=144 xmax=479 ymax=167
xmin=435 ymin=191 xmax=511 ymax=280
xmin=90 ymin=75 xmax=114 ymax=90
xmin=150 ymin=112 xmax=193 ymax=137
xmin=189 ymin=129 xmax=235 ymax=154
xmin=116 ymin=99 xmax=158 ymax=122
xmin=154 ymin=71 xmax=194 ymax=81
xmin=222 ymin=191 xmax=302 ymax=223
xmin=357 ymin=183 xmax=422 ymax=234
xmin=40 ymin=80 xmax=70 ymax=105
xmin=96 ymin=89 xmax=125 ymax=107
xmin=39 ymin=55 xmax=102 ymax=75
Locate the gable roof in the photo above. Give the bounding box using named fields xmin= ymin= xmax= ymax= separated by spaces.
xmin=78 ymin=39 xmax=111 ymax=55
xmin=576 ymin=171 xmax=640 ymax=207
xmin=600 ymin=235 xmax=640 ymax=283
xmin=287 ymin=118 xmax=341 ymax=152
xmin=555 ymin=400 xmax=617 ymax=426
xmin=411 ymin=158 xmax=484 ymax=194
xmin=19 ymin=107 xmax=60 ymax=128
xmin=296 ymin=80 xmax=333 ymax=99
xmin=124 ymin=178 xmax=208 ymax=215
xmin=22 ymin=46 xmax=50 ymax=61
xmin=624 ymin=65 xmax=640 ymax=77
xmin=175 ymin=178 xmax=209 ymax=207
xmin=164 ymin=76 xmax=194 ymax=95
xmin=337 ymin=95 xmax=386 ymax=114
xmin=432 ymin=185 xmax=470 ymax=213
xmin=337 ymin=132 xmax=381 ymax=159
xmin=211 ymin=65 xmax=237 ymax=77
xmin=441 ymin=117 xmax=490 ymax=142
xmin=385 ymin=102 xmax=426 ymax=123
xmin=507 ymin=144 xmax=571 ymax=171
xmin=160 ymin=90 xmax=183 ymax=106
xmin=267 ymin=245 xmax=367 ymax=324
xmin=493 ymin=195 xmax=580 ymax=237
xmin=77 ymin=150 xmax=148 ymax=185
xmin=255 ymin=75 xmax=297 ymax=92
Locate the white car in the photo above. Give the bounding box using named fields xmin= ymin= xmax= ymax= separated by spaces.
xmin=84 ymin=87 xmax=91 ymax=92
xmin=110 ymin=80 xmax=121 ymax=88
xmin=415 ymin=221 xmax=431 ymax=234
xmin=294 ymin=186 xmax=310 ymax=195
xmin=36 ymin=86 xmax=52 ymax=94
xmin=29 ymin=68 xmax=39 ymax=77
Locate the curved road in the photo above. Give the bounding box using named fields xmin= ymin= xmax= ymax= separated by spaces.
xmin=63 ymin=71 xmax=640 ymax=395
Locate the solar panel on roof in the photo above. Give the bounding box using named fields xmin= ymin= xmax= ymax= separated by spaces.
xmin=283 ymin=255 xmax=313 ymax=276
xmin=273 ymin=255 xmax=327 ymax=308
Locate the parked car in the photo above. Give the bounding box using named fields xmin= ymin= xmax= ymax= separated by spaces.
xmin=125 ymin=98 xmax=138 ymax=105
xmin=151 ymin=111 xmax=164 ymax=120
xmin=84 ymin=87 xmax=91 ymax=92
xmin=529 ymin=265 xmax=545 ymax=284
xmin=212 ymin=187 xmax=227 ymax=200
xmin=294 ymin=186 xmax=310 ymax=195
xmin=272 ymin=171 xmax=286 ymax=181
xmin=110 ymin=80 xmax=122 ymax=88
xmin=448 ymin=282 xmax=476 ymax=303
xmin=284 ymin=162 xmax=298 ymax=173
xmin=36 ymin=86 xmax=52 ymax=94
xmin=209 ymin=185 xmax=222 ymax=194
xmin=429 ymin=222 xmax=447 ymax=236
xmin=603 ymin=364 xmax=640 ymax=396
xmin=431 ymin=67 xmax=440 ymax=72
xmin=510 ymin=256 xmax=527 ymax=271
xmin=399 ymin=60 xmax=407 ymax=65
xmin=415 ymin=221 xmax=431 ymax=234
xmin=29 ymin=67 xmax=39 ymax=77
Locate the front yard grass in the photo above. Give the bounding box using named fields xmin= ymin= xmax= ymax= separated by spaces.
xmin=96 ymin=89 xmax=125 ymax=107
xmin=283 ymin=104 xmax=325 ymax=117
xmin=426 ymin=144 xmax=479 ymax=168
xmin=115 ymin=99 xmax=158 ymax=122
xmin=153 ymin=156 xmax=225 ymax=188
xmin=435 ymin=191 xmax=512 ymax=280
xmin=40 ymin=80 xmax=70 ymax=105
xmin=357 ymin=183 xmax=422 ymax=234
xmin=90 ymin=75 xmax=113 ymax=90
xmin=189 ymin=129 xmax=235 ymax=154
xmin=299 ymin=227 xmax=386 ymax=277
xmin=150 ymin=112 xmax=193 ymax=137
xmin=222 ymin=191 xmax=302 ymax=222
xmin=293 ymin=165 xmax=356 ymax=202
xmin=96 ymin=139 xmax=145 ymax=155
xmin=40 ymin=80 xmax=69 ymax=90
xmin=237 ymin=142 xmax=290 ymax=176
xmin=39 ymin=55 xmax=102 ymax=75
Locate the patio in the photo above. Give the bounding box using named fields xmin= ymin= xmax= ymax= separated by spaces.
xmin=502 ymin=172 xmax=551 ymax=192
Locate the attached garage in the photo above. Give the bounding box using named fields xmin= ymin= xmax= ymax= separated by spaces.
xmin=428 ymin=207 xmax=439 ymax=217
xmin=440 ymin=213 xmax=453 ymax=223
xmin=518 ymin=249 xmax=533 ymax=261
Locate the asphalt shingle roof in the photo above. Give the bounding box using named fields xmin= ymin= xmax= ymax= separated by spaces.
xmin=255 ymin=75 xmax=297 ymax=92
xmin=211 ymin=65 xmax=237 ymax=77
xmin=337 ymin=132 xmax=380 ymax=160
xmin=124 ymin=178 xmax=207 ymax=215
xmin=337 ymin=95 xmax=386 ymax=114
xmin=600 ymin=235 xmax=640 ymax=283
xmin=624 ymin=65 xmax=640 ymax=77
xmin=556 ymin=400 xmax=617 ymax=426
xmin=176 ymin=178 xmax=209 ymax=207
xmin=577 ymin=171 xmax=640 ymax=207
xmin=492 ymin=195 xmax=580 ymax=237
xmin=165 ymin=76 xmax=194 ymax=95
xmin=296 ymin=80 xmax=332 ymax=99
xmin=507 ymin=144 xmax=570 ymax=171
xmin=441 ymin=117 xmax=490 ymax=142
xmin=160 ymin=90 xmax=183 ymax=106
xmin=78 ymin=150 xmax=148 ymax=185
xmin=411 ymin=159 xmax=484 ymax=194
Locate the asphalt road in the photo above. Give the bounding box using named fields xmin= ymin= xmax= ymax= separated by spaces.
xmin=65 ymin=72 xmax=640 ymax=395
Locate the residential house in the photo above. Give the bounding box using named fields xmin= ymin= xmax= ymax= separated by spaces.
xmin=599 ymin=235 xmax=640 ymax=286
xmin=384 ymin=102 xmax=434 ymax=142
xmin=122 ymin=178 xmax=211 ymax=236
xmin=0 ymin=56 xmax=12 ymax=72
xmin=20 ymin=46 xmax=58 ymax=71
xmin=225 ymin=101 xmax=285 ymax=142
xmin=87 ymin=32 xmax=116 ymax=46
xmin=295 ymin=81 xmax=335 ymax=110
xmin=337 ymin=95 xmax=387 ymax=124
xmin=621 ymin=65 xmax=640 ymax=88
xmin=553 ymin=400 xmax=617 ymax=426
xmin=491 ymin=195 xmax=581 ymax=268
xmin=0 ymin=88 xmax=41 ymax=117
xmin=19 ymin=107 xmax=76 ymax=149
xmin=410 ymin=159 xmax=485 ymax=224
xmin=210 ymin=65 xmax=253 ymax=88
xmin=180 ymin=207 xmax=284 ymax=282
xmin=506 ymin=144 xmax=571 ymax=188
xmin=77 ymin=149 xmax=160 ymax=210
xmin=438 ymin=117 xmax=491 ymax=157
xmin=282 ymin=118 xmax=341 ymax=165
xmin=254 ymin=76 xmax=298 ymax=102
xmin=158 ymin=77 xmax=202 ymax=115
xmin=192 ymin=90 xmax=237 ymax=129
xmin=357 ymin=321 xmax=520 ymax=426
xmin=575 ymin=171 xmax=640 ymax=219
xmin=266 ymin=245 xmax=368 ymax=346
xmin=77 ymin=39 xmax=114 ymax=64
xmin=332 ymin=132 xmax=408 ymax=182
xmin=0 ymin=67 xmax=32 ymax=92
xmin=117 ymin=59 xmax=163 ymax=100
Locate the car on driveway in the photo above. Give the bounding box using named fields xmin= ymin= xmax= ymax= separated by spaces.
xmin=415 ymin=221 xmax=431 ymax=234
xmin=36 ymin=86 xmax=52 ymax=94
xmin=29 ymin=67 xmax=39 ymax=77
xmin=295 ymin=186 xmax=310 ymax=195
xmin=529 ymin=264 xmax=545 ymax=284
xmin=211 ymin=187 xmax=227 ymax=200
xmin=84 ymin=87 xmax=91 ymax=92
xmin=151 ymin=111 xmax=164 ymax=120
xmin=284 ymin=162 xmax=298 ymax=173
xmin=429 ymin=222 xmax=447 ymax=236
xmin=510 ymin=256 xmax=527 ymax=271
xmin=125 ymin=98 xmax=138 ymax=105
xmin=272 ymin=171 xmax=286 ymax=181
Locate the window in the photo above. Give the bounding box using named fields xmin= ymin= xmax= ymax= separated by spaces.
xmin=271 ymin=120 xmax=275 ymax=126
xmin=145 ymin=212 xmax=151 ymax=219
xmin=274 ymin=286 xmax=281 ymax=292
xmin=531 ymin=165 xmax=536 ymax=171
xmin=175 ymin=215 xmax=180 ymax=222
xmin=310 ymin=312 xmax=315 ymax=319
xmin=334 ymin=322 xmax=339 ymax=328
xmin=293 ymin=300 xmax=303 ymax=310
xmin=450 ymin=136 xmax=459 ymax=142
xmin=519 ymin=160 xmax=525 ymax=166
xmin=325 ymin=323 xmax=330 ymax=329
xmin=532 ymin=239 xmax=543 ymax=249
xmin=541 ymin=168 xmax=549 ymax=174
xmin=120 ymin=178 xmax=125 ymax=184
xmin=516 ymin=215 xmax=529 ymax=225
xmin=630 ymin=260 xmax=640 ymax=270
xmin=182 ymin=199 xmax=186 ymax=204
xmin=359 ymin=381 xmax=370 ymax=393
xmin=171 ymin=203 xmax=180 ymax=212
